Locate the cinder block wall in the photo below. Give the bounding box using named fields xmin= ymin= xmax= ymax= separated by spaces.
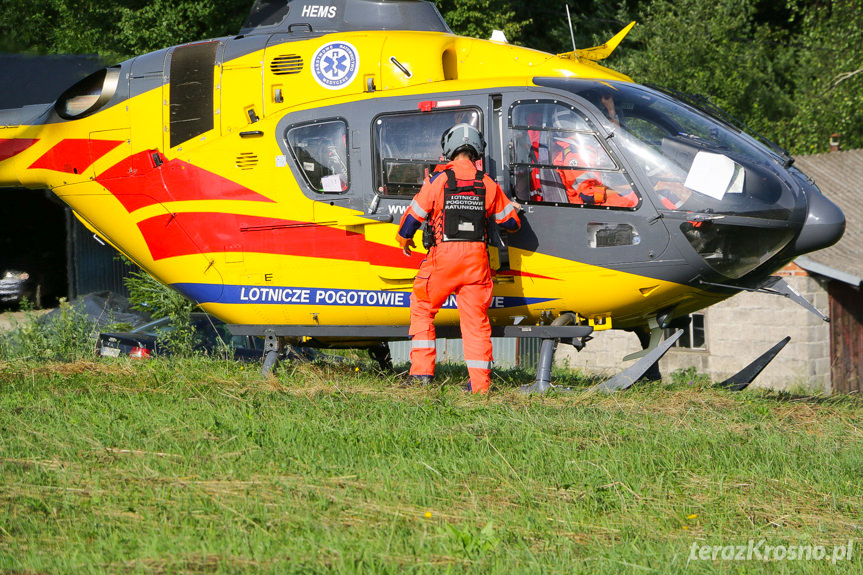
xmin=556 ymin=269 xmax=832 ymax=393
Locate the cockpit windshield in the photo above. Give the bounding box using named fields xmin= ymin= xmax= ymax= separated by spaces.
xmin=556 ymin=79 xmax=802 ymax=222
xmin=536 ymin=78 xmax=808 ymax=279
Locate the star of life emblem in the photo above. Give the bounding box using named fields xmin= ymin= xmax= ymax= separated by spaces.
xmin=312 ymin=42 xmax=359 ymax=90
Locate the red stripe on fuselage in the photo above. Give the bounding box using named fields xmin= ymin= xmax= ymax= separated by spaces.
xmin=495 ymin=269 xmax=557 ymax=281
xmin=96 ymin=150 xmax=275 ymax=213
xmin=137 ymin=212 xmax=556 ymax=280
xmin=0 ymin=139 xmax=38 ymax=162
xmin=138 ymin=212 xmax=427 ymax=267
xmin=28 ymin=139 xmax=123 ymax=174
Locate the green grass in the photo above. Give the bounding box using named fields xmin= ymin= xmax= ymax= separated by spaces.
xmin=1 ymin=356 xmax=861 ymax=574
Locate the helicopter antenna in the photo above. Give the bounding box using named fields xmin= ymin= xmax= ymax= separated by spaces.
xmin=566 ymin=5 xmax=578 ymax=59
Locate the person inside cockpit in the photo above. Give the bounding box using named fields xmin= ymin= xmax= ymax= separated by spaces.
xmin=550 ymin=109 xmax=637 ymax=207
xmin=599 ymin=91 xmax=621 ymax=127
xmin=525 ymin=110 xmax=547 ymax=202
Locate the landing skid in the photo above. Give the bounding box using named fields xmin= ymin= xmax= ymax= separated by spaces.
xmin=590 ymin=329 xmax=683 ymax=393
xmin=519 ymin=328 xmax=684 ymax=394
xmin=238 ymin=323 xmax=595 ymax=378
xmin=245 ymin=323 xmax=790 ymax=391
xmin=717 ymin=336 xmax=791 ymax=391
xmin=262 ymin=343 xmax=392 ymax=375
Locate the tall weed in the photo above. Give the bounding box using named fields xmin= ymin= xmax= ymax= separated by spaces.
xmin=0 ymin=299 xmax=101 ymax=361
xmin=123 ymin=266 xmax=197 ymax=356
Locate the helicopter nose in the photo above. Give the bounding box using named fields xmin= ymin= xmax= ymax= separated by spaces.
xmin=790 ymin=190 xmax=845 ymax=256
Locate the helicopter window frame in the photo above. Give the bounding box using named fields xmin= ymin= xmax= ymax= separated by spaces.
xmin=372 ymin=107 xmax=484 ymax=199
xmin=506 ymin=99 xmax=639 ymax=210
xmin=284 ymin=117 xmax=350 ymax=194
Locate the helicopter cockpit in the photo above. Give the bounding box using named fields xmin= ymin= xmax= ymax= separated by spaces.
xmin=531 ymin=79 xmax=816 ymax=280
xmin=509 ymin=100 xmax=640 ymax=208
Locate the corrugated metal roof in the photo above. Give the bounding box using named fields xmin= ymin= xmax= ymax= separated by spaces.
xmin=793 ymin=149 xmax=863 ymax=286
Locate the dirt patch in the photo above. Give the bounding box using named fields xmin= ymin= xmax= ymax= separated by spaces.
xmin=0 ymin=309 xmax=50 ymax=333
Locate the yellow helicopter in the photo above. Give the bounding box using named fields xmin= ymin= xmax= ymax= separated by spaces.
xmin=0 ymin=0 xmax=844 ymax=391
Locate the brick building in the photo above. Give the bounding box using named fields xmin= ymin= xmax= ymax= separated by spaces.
xmin=559 ymin=149 xmax=863 ymax=394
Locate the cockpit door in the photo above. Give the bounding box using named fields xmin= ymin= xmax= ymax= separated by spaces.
xmin=497 ymin=91 xmax=671 ymax=271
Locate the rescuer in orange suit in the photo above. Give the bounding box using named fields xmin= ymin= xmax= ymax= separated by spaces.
xmin=551 ymin=109 xmax=638 ymax=207
xmin=552 ymin=139 xmax=637 ymax=207
xmin=526 ymin=111 xmax=546 ymax=202
xmin=395 ymin=123 xmax=521 ymax=394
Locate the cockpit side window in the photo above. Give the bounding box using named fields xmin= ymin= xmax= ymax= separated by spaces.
xmin=373 ymin=108 xmax=482 ymax=198
xmin=508 ymin=100 xmax=639 ymax=209
xmin=285 ymin=119 xmax=349 ymax=193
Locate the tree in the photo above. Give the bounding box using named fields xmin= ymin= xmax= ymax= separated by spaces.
xmin=432 ymin=0 xmax=530 ymax=46
xmin=513 ymin=0 xmax=641 ymax=55
xmin=2 ymin=0 xmax=860 ymax=153
xmin=0 ymin=0 xmax=249 ymax=60
xmin=613 ymin=0 xmax=798 ymax=145
xmin=608 ymin=0 xmax=863 ymax=153
xmin=777 ymin=0 xmax=863 ymax=153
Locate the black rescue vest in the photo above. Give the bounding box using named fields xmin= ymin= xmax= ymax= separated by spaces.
xmin=441 ymin=169 xmax=487 ymax=243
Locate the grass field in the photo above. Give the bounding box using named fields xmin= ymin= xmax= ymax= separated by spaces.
xmin=1 ymin=355 xmax=862 ymax=574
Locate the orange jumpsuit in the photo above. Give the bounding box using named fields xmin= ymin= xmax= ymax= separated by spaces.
xmin=528 ymin=129 xmax=545 ymax=201
xmin=397 ymin=157 xmax=521 ymax=393
xmin=552 ymin=139 xmax=638 ymax=207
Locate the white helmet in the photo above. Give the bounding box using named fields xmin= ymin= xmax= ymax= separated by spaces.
xmin=441 ymin=123 xmax=486 ymax=160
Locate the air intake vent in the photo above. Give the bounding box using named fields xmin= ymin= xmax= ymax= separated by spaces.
xmin=270 ymin=55 xmax=303 ymax=75
xmin=235 ymin=152 xmax=258 ymax=170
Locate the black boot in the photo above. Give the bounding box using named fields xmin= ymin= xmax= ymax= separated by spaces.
xmin=404 ymin=374 xmax=434 ymax=387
